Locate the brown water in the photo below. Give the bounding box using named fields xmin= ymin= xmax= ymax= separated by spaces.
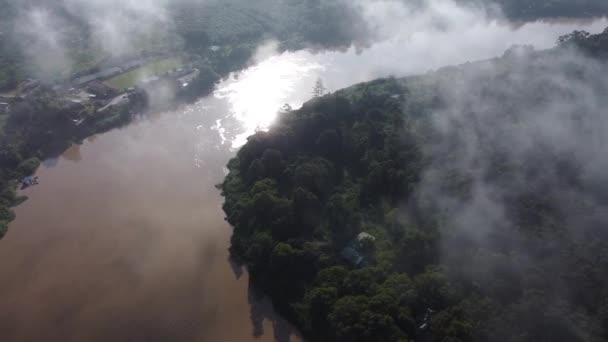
xmin=1 ymin=17 xmax=607 ymax=341
xmin=0 ymin=111 xmax=301 ymax=341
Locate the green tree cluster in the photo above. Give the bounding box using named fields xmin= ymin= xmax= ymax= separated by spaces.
xmin=222 ymin=29 xmax=608 ymax=342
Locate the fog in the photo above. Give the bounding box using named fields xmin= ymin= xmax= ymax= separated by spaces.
xmin=15 ymin=7 xmax=71 ymax=78
xmin=407 ymin=23 xmax=608 ymax=342
xmin=335 ymin=0 xmax=607 ymax=83
xmin=13 ymin=0 xmax=178 ymax=78
xmin=12 ymin=0 xmax=608 ymax=80
xmin=3 ymin=0 xmax=608 ymax=340
xmin=217 ymin=1 xmax=606 ymax=149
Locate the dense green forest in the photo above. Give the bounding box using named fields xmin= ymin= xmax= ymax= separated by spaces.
xmin=221 ymin=29 xmax=608 ymax=342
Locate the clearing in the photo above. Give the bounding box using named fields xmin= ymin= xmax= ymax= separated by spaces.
xmin=104 ymin=58 xmax=183 ymax=89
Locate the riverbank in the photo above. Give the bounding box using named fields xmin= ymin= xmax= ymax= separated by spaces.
xmin=0 ymin=39 xmax=269 ymax=238
xmin=221 ymin=28 xmax=608 ymax=342
xmin=0 ymin=17 xmax=372 ymax=238
xmin=1 ymin=14 xmax=607 ymax=341
xmin=0 ymin=102 xmax=303 ymax=341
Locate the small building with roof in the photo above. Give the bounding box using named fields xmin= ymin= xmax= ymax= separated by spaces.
xmin=341 ymin=247 xmax=364 ymax=266
xmin=357 ymin=232 xmax=376 ymax=243
xmin=341 ymin=231 xmax=377 ymax=267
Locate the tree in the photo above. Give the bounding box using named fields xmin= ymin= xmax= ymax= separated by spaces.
xmin=244 ymin=231 xmax=276 ymax=277
xmin=316 ymin=266 xmax=349 ymax=288
xmin=557 ymin=30 xmax=591 ymax=46
xmin=17 ymin=157 xmax=40 ymax=176
xmin=329 ymin=296 xmax=406 ymax=342
xmin=306 ymin=287 xmax=338 ymax=331
xmin=359 ymin=236 xmax=376 ymax=256
xmin=261 ymin=149 xmax=284 ymax=179
xmin=342 ymin=268 xmax=384 ymax=296
xmin=316 ymin=129 xmax=341 ymax=160
xmin=295 ymin=158 xmax=335 ymax=198
xmin=293 ymin=187 xmax=321 ymax=234
xmin=312 ymin=78 xmax=327 ymax=98
xmin=246 ymin=159 xmax=266 ymax=183
xmin=280 ymin=103 xmax=293 ymax=113
xmin=326 ymin=194 xmax=359 ymax=246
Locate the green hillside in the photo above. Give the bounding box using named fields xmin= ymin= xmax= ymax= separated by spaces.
xmin=221 ymin=30 xmax=608 ymax=342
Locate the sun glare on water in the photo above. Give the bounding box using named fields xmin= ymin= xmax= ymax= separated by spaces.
xmin=214 ymin=53 xmax=323 ymax=149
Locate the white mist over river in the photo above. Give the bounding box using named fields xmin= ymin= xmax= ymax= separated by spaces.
xmin=0 ymin=16 xmax=606 ymax=342
xmin=217 ymin=18 xmax=608 ymax=149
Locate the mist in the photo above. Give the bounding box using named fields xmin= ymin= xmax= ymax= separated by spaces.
xmin=215 ymin=0 xmax=606 ymax=150
xmin=392 ymin=30 xmax=608 ymax=340
xmin=3 ymin=0 xmax=608 ymax=340
xmin=10 ymin=0 xmax=608 ymax=83
xmin=246 ymin=0 xmax=607 ymax=96
xmin=337 ymin=0 xmax=607 ymax=82
xmin=12 ymin=0 xmax=178 ymax=79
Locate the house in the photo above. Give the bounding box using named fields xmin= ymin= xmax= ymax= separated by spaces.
xmin=341 ymin=232 xmax=377 ymax=267
xmin=341 ymin=247 xmax=364 ymax=266
xmin=357 ymin=232 xmax=376 ymax=243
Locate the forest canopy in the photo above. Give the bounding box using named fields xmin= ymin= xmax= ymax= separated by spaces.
xmin=221 ymin=29 xmax=608 ymax=342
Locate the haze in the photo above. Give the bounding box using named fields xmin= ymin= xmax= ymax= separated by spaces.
xmin=0 ymin=0 xmax=607 ymax=341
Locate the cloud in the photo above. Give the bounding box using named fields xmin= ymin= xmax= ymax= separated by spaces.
xmin=63 ymin=0 xmax=174 ymax=56
xmin=12 ymin=0 xmax=180 ymax=79
xmin=14 ymin=7 xmax=71 ymax=79
xmin=407 ymin=39 xmax=608 ymax=336
xmin=358 ymin=0 xmax=606 ymax=72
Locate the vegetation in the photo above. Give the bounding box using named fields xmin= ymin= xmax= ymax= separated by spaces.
xmin=221 ymin=29 xmax=608 ymax=342
xmin=104 ymin=58 xmax=183 ymax=89
xmin=484 ymin=0 xmax=608 ymax=19
xmin=0 ymin=85 xmax=144 ymax=238
xmin=0 ymin=0 xmax=371 ymax=238
xmin=0 ymin=0 xmax=368 ymax=90
xmin=2 ymin=0 xmax=608 ymax=90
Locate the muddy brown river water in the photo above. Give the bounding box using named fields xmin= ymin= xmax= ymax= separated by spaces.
xmin=0 ymin=17 xmax=607 ymax=341
xmin=0 ymin=116 xmax=301 ymax=341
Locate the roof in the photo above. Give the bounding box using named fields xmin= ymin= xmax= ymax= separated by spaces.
xmin=357 ymin=232 xmax=376 ymax=241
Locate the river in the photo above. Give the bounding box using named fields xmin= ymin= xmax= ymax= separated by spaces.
xmin=0 ymin=17 xmax=606 ymax=342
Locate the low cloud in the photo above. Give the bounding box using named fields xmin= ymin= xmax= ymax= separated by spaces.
xmin=14 ymin=7 xmax=71 ymax=79
xmin=409 ymin=41 xmax=608 ymax=336
xmin=12 ymin=0 xmax=179 ymax=79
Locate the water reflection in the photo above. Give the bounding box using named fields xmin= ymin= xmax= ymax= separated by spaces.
xmin=0 ymin=15 xmax=607 ymax=342
xmin=214 ymin=18 xmax=608 ymax=150
xmin=215 ymin=53 xmax=323 ymax=148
